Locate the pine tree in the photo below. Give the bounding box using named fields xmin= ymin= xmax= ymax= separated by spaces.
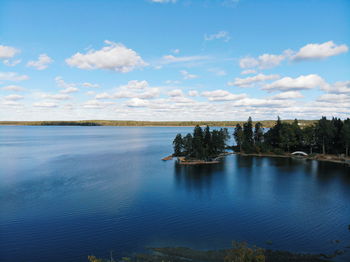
xmin=173 ymin=133 xmax=183 ymax=156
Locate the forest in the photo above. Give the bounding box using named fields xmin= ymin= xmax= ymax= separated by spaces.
xmin=173 ymin=116 xmax=350 ymax=160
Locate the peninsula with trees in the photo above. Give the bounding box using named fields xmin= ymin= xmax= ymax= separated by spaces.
xmin=171 ymin=116 xmax=350 ymax=166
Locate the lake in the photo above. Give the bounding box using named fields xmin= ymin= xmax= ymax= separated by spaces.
xmin=0 ymin=126 xmax=349 ymax=262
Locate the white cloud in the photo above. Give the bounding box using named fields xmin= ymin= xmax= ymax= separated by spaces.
xmin=126 ymin=98 xmax=150 ymax=107
xmin=201 ymin=89 xmax=247 ymax=101
xmin=40 ymin=93 xmax=72 ymax=100
xmin=4 ymin=94 xmax=24 ymax=101
xmin=0 ymin=72 xmax=29 ymax=82
xmin=204 ymin=31 xmax=230 ymax=42
xmin=60 ymin=87 xmax=79 ymax=94
xmin=27 ymin=54 xmax=53 ymax=70
xmin=270 ymin=91 xmax=304 ymax=100
xmin=121 ymin=80 xmax=149 ymax=89
xmin=321 ymin=81 xmax=350 ymax=94
xmin=188 ymin=90 xmax=199 ymax=97
xmin=239 ymin=41 xmax=348 ymax=70
xmin=239 ymin=54 xmax=285 ymax=69
xmin=3 ymin=59 xmax=21 ymax=67
xmin=228 ymin=73 xmax=280 ymax=87
xmin=317 ymin=93 xmax=350 ymax=102
xmin=33 ymin=102 xmax=58 ymax=108
xmin=240 ymin=69 xmax=257 ymax=75
xmin=180 ymin=70 xmax=198 ymax=80
xmin=83 ymin=100 xmax=115 ymax=109
xmin=2 ymin=85 xmax=24 ymax=91
xmin=81 ymin=82 xmax=100 ymax=88
xmin=66 ymin=40 xmax=147 ymax=73
xmin=293 ymin=41 xmax=348 ymax=61
xmin=0 ymin=45 xmax=20 ymax=59
xmin=172 ymin=49 xmax=180 ymax=54
xmin=263 ymin=74 xmax=327 ymax=92
xmin=168 ymin=89 xmax=184 ymax=97
xmin=162 ymin=55 xmax=209 ymax=64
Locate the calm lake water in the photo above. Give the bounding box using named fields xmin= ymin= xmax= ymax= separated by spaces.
xmin=0 ymin=126 xmax=349 ymax=262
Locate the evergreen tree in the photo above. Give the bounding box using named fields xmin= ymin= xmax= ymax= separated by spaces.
xmin=243 ymin=117 xmax=254 ymax=145
xmin=341 ymin=119 xmax=350 ymax=156
xmin=183 ymin=133 xmax=193 ymax=156
xmin=173 ymin=133 xmax=183 ymax=156
xmin=233 ymin=124 xmax=244 ymax=152
xmin=254 ymin=122 xmax=264 ymax=144
xmin=315 ymin=117 xmax=335 ymax=154
xmin=303 ymin=125 xmax=316 ymax=154
xmin=192 ymin=125 xmax=204 ymax=159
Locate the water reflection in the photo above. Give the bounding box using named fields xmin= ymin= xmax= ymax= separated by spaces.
xmin=173 ymin=159 xmax=226 ymax=195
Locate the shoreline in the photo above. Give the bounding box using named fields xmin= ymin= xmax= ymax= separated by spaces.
xmin=163 ymin=152 xmax=350 ymax=167
xmin=235 ymin=152 xmax=350 ymax=167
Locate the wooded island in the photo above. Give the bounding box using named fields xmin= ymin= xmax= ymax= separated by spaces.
xmin=172 ymin=116 xmax=350 ymax=163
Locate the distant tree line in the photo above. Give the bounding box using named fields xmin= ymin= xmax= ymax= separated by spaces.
xmin=233 ymin=116 xmax=350 ymax=156
xmin=173 ymin=126 xmax=230 ymax=160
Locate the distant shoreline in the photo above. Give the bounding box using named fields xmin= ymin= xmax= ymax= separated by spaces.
xmin=0 ymin=120 xmax=316 ymax=128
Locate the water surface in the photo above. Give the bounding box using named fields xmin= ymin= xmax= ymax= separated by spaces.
xmin=0 ymin=126 xmax=349 ymax=261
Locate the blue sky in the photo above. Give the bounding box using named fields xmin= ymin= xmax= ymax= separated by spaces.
xmin=0 ymin=0 xmax=349 ymax=121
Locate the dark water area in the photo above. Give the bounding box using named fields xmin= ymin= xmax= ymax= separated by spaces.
xmin=0 ymin=126 xmax=349 ymax=262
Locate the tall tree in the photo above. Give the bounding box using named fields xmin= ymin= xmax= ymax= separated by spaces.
xmin=234 ymin=124 xmax=244 ymax=152
xmin=192 ymin=125 xmax=204 ymax=159
xmin=183 ymin=133 xmax=193 ymax=156
xmin=173 ymin=133 xmax=183 ymax=156
xmin=243 ymin=117 xmax=254 ymax=145
xmin=303 ymin=125 xmax=316 ymax=154
xmin=254 ymin=122 xmax=264 ymax=144
xmin=341 ymin=119 xmax=350 ymax=156
xmin=315 ymin=117 xmax=335 ymax=154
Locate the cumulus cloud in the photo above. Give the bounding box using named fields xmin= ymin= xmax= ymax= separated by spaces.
xmin=40 ymin=93 xmax=72 ymax=100
xmin=2 ymin=85 xmax=24 ymax=91
xmin=0 ymin=45 xmax=20 ymax=59
xmin=0 ymin=72 xmax=29 ymax=82
xmin=293 ymin=41 xmax=348 ymax=61
xmin=95 ymin=80 xmax=159 ymax=100
xmin=66 ymin=40 xmax=147 ymax=73
xmin=27 ymin=54 xmax=53 ymax=70
xmin=201 ymin=89 xmax=247 ymax=101
xmin=239 ymin=41 xmax=348 ymax=70
xmin=208 ymin=68 xmax=227 ymax=76
xmin=263 ymin=74 xmax=327 ymax=92
xmin=239 ymin=53 xmax=285 ymax=69
xmin=126 ymin=98 xmax=150 ymax=107
xmin=188 ymin=90 xmax=199 ymax=97
xmin=180 ymin=70 xmax=198 ymax=80
xmin=4 ymin=94 xmax=24 ymax=101
xmin=204 ymin=31 xmax=230 ymax=42
xmin=168 ymin=89 xmax=184 ymax=97
xmin=81 ymin=82 xmax=100 ymax=88
xmin=121 ymin=80 xmax=149 ymax=89
xmin=228 ymin=73 xmax=280 ymax=87
xmin=83 ymin=100 xmax=115 ymax=109
xmin=317 ymin=93 xmax=350 ymax=103
xmin=270 ymin=91 xmax=304 ymax=100
xmin=33 ymin=102 xmax=58 ymax=108
xmin=322 ymin=81 xmax=350 ymax=94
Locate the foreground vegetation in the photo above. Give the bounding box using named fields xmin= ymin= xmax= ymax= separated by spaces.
xmin=87 ymin=241 xmax=331 ymax=262
xmin=0 ymin=119 xmax=316 ymax=128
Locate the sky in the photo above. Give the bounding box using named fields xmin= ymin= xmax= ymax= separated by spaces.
xmin=0 ymin=0 xmax=349 ymax=121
